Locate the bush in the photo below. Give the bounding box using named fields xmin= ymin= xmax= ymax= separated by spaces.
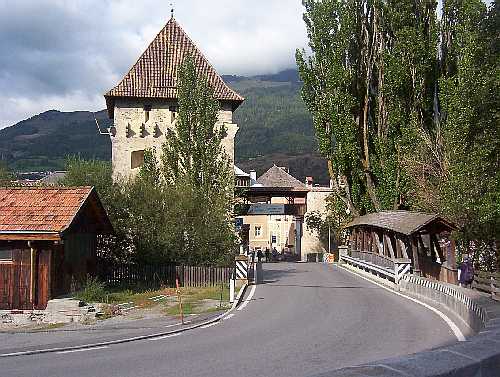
xmin=76 ymin=276 xmax=107 ymax=303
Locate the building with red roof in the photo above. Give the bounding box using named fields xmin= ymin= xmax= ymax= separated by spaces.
xmin=0 ymin=187 xmax=113 ymax=310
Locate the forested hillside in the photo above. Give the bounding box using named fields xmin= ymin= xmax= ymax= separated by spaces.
xmin=0 ymin=69 xmax=329 ymax=183
xmin=0 ymin=110 xmax=111 ymax=171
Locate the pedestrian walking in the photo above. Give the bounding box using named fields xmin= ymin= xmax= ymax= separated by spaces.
xmin=459 ymin=255 xmax=474 ymax=288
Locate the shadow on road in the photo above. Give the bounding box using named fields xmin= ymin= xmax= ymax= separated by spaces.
xmin=260 ymin=266 xmax=307 ymax=284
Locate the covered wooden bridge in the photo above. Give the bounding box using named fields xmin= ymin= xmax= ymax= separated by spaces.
xmin=342 ymin=211 xmax=458 ymax=284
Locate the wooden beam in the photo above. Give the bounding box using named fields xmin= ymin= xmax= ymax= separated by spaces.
xmin=0 ymin=233 xmax=60 ymax=241
xmin=411 ymin=236 xmax=421 ymax=274
xmin=384 ymin=234 xmax=395 ymax=259
xmin=397 ymin=237 xmax=409 ymax=259
xmin=372 ymin=231 xmax=380 ymax=254
xmin=395 ymin=235 xmax=402 ymax=258
xmin=418 ymin=234 xmax=428 ymax=256
xmin=431 ymin=234 xmax=445 ymax=263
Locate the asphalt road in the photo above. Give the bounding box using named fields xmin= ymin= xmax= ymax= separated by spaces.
xmin=0 ymin=263 xmax=457 ymax=377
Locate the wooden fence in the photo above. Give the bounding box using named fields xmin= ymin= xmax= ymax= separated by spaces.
xmin=97 ymin=263 xmax=233 ymax=288
xmin=472 ymin=271 xmax=500 ymax=301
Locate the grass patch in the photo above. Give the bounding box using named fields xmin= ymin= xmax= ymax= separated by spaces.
xmin=32 ymin=323 xmax=66 ymax=332
xmin=74 ymin=278 xmax=231 ymax=320
xmin=162 ymin=285 xmax=230 ymax=316
xmin=165 ymin=302 xmax=194 ymax=316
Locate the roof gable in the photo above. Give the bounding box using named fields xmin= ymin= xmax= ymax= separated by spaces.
xmin=0 ymin=187 xmax=112 ymax=236
xmin=105 ymin=17 xmax=244 ymax=117
xmin=257 ymin=165 xmax=305 ymax=189
xmin=345 ymin=210 xmax=457 ymax=236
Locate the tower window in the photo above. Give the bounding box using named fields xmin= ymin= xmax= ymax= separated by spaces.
xmin=169 ymin=105 xmax=178 ymax=123
xmin=144 ymin=104 xmax=152 ymax=123
xmin=131 ymin=150 xmax=145 ymax=169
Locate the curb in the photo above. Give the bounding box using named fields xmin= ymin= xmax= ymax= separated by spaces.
xmin=0 ymin=282 xmax=249 ymax=358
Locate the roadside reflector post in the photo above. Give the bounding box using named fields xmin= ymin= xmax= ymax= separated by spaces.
xmin=175 ymin=276 xmax=184 ymax=325
xmin=229 ymin=272 xmax=235 ymax=304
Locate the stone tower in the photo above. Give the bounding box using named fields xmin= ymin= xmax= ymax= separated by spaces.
xmin=104 ymin=16 xmax=244 ymax=181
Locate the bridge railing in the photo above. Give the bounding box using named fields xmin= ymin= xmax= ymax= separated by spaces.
xmin=340 ymin=248 xmax=411 ymax=284
xmin=350 ymin=250 xmax=395 ymax=270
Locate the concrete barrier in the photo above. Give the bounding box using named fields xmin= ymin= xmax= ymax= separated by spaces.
xmin=321 ymin=264 xmax=500 ymax=377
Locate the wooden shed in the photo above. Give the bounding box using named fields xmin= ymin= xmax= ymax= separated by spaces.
xmin=0 ymin=187 xmax=113 ymax=310
xmin=345 ymin=211 xmax=458 ymax=284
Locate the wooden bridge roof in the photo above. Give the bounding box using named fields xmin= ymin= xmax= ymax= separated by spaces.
xmin=345 ymin=211 xmax=456 ymax=236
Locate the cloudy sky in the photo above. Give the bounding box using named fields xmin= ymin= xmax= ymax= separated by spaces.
xmin=0 ymin=0 xmax=308 ymax=129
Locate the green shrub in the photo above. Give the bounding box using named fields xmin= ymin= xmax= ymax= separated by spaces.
xmin=76 ymin=276 xmax=107 ymax=303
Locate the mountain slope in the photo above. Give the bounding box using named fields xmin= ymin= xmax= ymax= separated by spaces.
xmin=0 ymin=110 xmax=111 ymax=171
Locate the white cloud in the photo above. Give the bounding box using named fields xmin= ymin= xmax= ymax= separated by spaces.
xmin=0 ymin=0 xmax=309 ymax=129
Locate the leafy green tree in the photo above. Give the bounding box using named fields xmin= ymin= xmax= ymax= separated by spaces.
xmin=160 ymin=56 xmax=237 ymax=265
xmin=0 ymin=161 xmax=14 ymax=185
xmin=296 ymin=0 xmax=437 ymax=218
xmin=61 ymin=157 xmax=134 ymax=263
xmin=296 ymin=0 xmax=499 ymax=270
xmin=438 ymin=0 xmax=499 ymax=270
xmin=162 ymin=56 xmax=233 ymax=202
xmin=60 ymin=57 xmax=237 ymax=267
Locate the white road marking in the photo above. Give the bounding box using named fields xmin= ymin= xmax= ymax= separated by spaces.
xmin=56 ymin=346 xmax=109 ymax=354
xmin=200 ymin=322 xmax=218 ymax=329
xmin=150 ymin=333 xmax=181 ymax=341
xmin=222 ymin=313 xmax=235 ymax=320
xmin=338 ymin=264 xmax=466 ymax=341
xmin=237 ymin=284 xmax=256 ymax=311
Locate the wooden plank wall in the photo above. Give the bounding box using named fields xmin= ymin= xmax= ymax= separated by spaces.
xmin=0 ymin=249 xmax=31 ymax=310
xmin=36 ymin=250 xmax=51 ymax=310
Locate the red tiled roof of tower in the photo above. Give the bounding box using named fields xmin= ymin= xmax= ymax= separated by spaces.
xmin=0 ymin=187 xmax=93 ymax=233
xmin=104 ymin=17 xmax=244 ymax=117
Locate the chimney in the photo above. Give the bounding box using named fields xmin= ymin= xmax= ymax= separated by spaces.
xmin=305 ymin=176 xmax=313 ymax=188
xmin=249 ymin=170 xmax=257 ymax=182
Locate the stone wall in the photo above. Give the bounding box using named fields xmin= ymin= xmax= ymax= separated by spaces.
xmin=111 ymin=98 xmax=238 ymax=182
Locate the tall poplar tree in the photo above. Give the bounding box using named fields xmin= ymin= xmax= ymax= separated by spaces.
xmin=296 ymin=0 xmax=438 ymax=219
xmin=161 ymin=56 xmax=233 ymax=203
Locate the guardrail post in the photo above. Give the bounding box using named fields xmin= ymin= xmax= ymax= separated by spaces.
xmin=394 ymin=258 xmax=412 ymax=284
xmin=235 ymin=255 xmax=248 ymax=284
